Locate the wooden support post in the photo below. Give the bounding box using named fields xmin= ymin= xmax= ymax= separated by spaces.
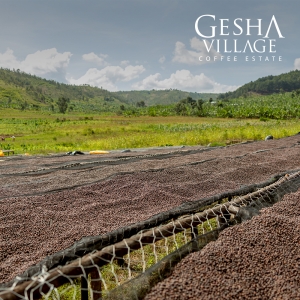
xmin=116 ymin=257 xmax=125 ymax=267
xmin=90 ymin=269 xmax=102 ymax=300
xmin=191 ymin=226 xmax=198 ymax=240
xmin=217 ymin=212 xmax=231 ymax=227
xmin=191 ymin=226 xmax=199 ymax=251
xmin=81 ymin=275 xmax=89 ymax=300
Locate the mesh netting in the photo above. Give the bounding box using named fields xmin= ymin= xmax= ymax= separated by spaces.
xmin=1 ymin=169 xmax=300 ymax=300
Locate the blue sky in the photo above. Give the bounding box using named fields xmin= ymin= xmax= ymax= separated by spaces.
xmin=0 ymin=0 xmax=299 ymax=93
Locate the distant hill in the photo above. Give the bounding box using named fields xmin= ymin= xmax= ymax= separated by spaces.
xmin=113 ymin=90 xmax=218 ymax=106
xmin=0 ymin=69 xmax=219 ymax=113
xmin=0 ymin=68 xmax=126 ymax=113
xmin=218 ymin=70 xmax=300 ymax=100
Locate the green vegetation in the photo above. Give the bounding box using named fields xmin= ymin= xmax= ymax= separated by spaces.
xmin=57 ymin=97 xmax=70 ymax=114
xmin=0 ymin=111 xmax=299 ymax=155
xmin=0 ymin=68 xmax=126 ymax=113
xmin=0 ymin=68 xmax=299 ymax=156
xmin=207 ymin=92 xmax=300 ymax=119
xmin=218 ymin=70 xmax=300 ymax=99
xmin=120 ymin=92 xmax=300 ymax=119
xmin=113 ymin=89 xmax=218 ymax=106
xmin=0 ymin=68 xmax=219 ymax=114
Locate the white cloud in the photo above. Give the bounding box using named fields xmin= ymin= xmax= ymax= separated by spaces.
xmin=0 ymin=48 xmax=72 ymax=75
xmin=68 ymin=64 xmax=145 ymax=91
xmin=132 ymin=69 xmax=238 ymax=93
xmin=173 ymin=37 xmax=221 ymax=65
xmin=82 ymin=52 xmax=108 ymax=65
xmin=294 ymin=58 xmax=300 ymax=70
xmin=120 ymin=60 xmax=130 ymax=66
xmin=159 ymin=56 xmax=165 ymax=64
xmin=0 ymin=48 xmax=19 ymax=69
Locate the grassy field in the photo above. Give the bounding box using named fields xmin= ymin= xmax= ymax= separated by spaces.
xmin=0 ymin=109 xmax=299 ymax=155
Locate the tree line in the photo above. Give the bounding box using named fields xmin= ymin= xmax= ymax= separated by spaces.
xmin=218 ymin=70 xmax=300 ymax=100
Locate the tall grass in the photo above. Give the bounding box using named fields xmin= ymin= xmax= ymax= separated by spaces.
xmin=0 ymin=110 xmax=299 ymax=155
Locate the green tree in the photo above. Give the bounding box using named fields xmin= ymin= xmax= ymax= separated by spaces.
xmin=196 ymin=99 xmax=205 ymax=116
xmin=174 ymin=102 xmax=187 ymax=115
xmin=197 ymin=99 xmax=204 ymax=110
xmin=136 ymin=100 xmax=146 ymax=107
xmin=57 ymin=97 xmax=69 ymax=114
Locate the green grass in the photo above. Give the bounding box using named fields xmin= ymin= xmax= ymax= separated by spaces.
xmin=0 ymin=109 xmax=299 ymax=155
xmin=44 ymin=218 xmax=218 ymax=299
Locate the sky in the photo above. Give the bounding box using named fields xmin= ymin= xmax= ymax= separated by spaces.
xmin=0 ymin=0 xmax=299 ymax=93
